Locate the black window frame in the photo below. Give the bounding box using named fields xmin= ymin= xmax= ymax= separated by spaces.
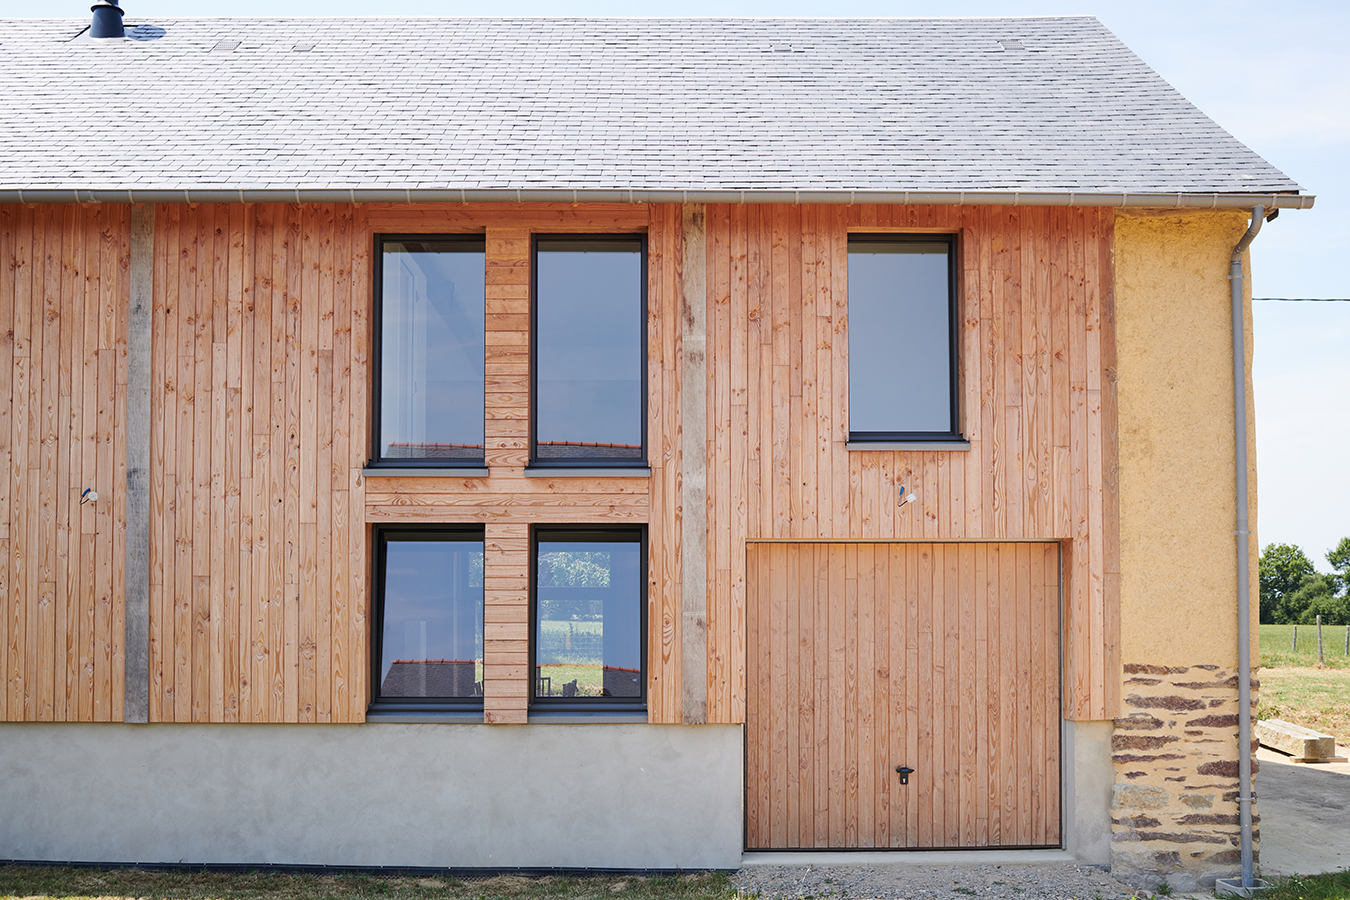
xmin=529 ymin=525 xmax=648 ymax=714
xmin=370 ymin=525 xmax=486 ymax=714
xmin=846 ymin=233 xmax=962 ymax=443
xmin=370 ymin=233 xmax=488 ymax=470
xmin=529 ymin=234 xmax=649 ymax=469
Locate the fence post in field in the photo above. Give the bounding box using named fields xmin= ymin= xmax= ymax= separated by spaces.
xmin=1317 ymin=615 xmax=1324 ymax=665
xmin=1292 ymin=624 xmax=1297 ymax=653
xmin=1344 ymin=624 xmax=1349 ymax=657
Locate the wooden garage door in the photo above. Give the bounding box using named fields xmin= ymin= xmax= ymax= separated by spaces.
xmin=746 ymin=542 xmax=1061 ymax=849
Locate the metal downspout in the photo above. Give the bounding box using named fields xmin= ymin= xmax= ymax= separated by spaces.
xmin=1230 ymin=206 xmax=1263 ymax=890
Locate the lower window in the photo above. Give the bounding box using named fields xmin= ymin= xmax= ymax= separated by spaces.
xmin=532 ymin=527 xmax=646 ymax=711
xmin=373 ymin=528 xmax=484 ymax=711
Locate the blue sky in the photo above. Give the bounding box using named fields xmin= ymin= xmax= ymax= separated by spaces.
xmin=9 ymin=0 xmax=1348 ymax=566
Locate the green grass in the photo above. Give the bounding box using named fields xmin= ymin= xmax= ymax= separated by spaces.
xmin=0 ymin=867 xmax=740 ymax=900
xmin=1257 ymin=666 xmax=1350 ymax=743
xmin=1260 ymin=624 xmax=1350 ymax=669
xmin=1217 ymin=870 xmax=1350 ymax=900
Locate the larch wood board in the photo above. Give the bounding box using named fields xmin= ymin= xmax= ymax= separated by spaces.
xmin=745 ymin=541 xmax=1061 ymax=850
xmin=1 ymin=201 xmax=1116 ymax=728
xmin=704 ymin=204 xmax=1117 ymax=725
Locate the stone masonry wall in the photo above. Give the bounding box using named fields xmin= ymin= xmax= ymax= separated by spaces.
xmin=1111 ymin=663 xmax=1259 ymax=891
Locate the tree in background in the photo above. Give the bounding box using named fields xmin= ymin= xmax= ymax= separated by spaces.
xmin=1260 ymin=543 xmax=1318 ymax=624
xmin=1328 ymin=537 xmax=1350 ymax=597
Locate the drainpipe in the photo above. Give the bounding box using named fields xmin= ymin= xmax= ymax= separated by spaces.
xmin=1230 ymin=205 xmax=1263 ymax=892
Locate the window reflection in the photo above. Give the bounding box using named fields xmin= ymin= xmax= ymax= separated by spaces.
xmin=534 ymin=535 xmax=643 ymax=701
xmin=848 ymin=239 xmax=955 ymax=437
xmin=379 ymin=535 xmax=484 ymax=701
xmin=534 ymin=239 xmax=644 ymax=463
xmin=380 ymin=239 xmax=486 ymax=462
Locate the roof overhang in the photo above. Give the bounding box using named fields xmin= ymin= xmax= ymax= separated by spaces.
xmin=0 ymin=188 xmax=1316 ymax=209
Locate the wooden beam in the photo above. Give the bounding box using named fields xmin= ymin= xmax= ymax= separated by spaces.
xmin=123 ymin=204 xmax=153 ymax=724
xmin=680 ymin=205 xmax=708 ymax=725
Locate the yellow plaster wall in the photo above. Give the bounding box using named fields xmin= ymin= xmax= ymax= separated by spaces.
xmin=1113 ymin=209 xmax=1260 ymax=668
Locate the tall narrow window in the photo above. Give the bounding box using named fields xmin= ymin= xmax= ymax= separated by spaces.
xmin=376 ymin=236 xmax=486 ymax=465
xmin=532 ymin=528 xmax=646 ymax=710
xmin=532 ymin=236 xmax=646 ymax=467
xmin=373 ymin=529 xmax=484 ymax=710
xmin=847 ymin=236 xmax=959 ymax=441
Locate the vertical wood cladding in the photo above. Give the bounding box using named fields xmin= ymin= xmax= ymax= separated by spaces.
xmin=0 ymin=204 xmax=129 ymax=722
xmin=147 ymin=203 xmax=370 ymax=723
xmin=746 ymin=541 xmax=1062 ymax=849
xmin=1 ymin=200 xmax=1117 ymax=725
xmin=704 ymin=204 xmax=1118 ymax=723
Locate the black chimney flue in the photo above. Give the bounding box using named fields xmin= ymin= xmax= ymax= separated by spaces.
xmin=90 ymin=0 xmax=125 ymax=39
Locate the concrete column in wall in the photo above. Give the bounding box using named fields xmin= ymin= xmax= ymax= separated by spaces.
xmin=123 ymin=204 xmax=154 ymax=724
xmin=679 ymin=205 xmax=708 ymax=725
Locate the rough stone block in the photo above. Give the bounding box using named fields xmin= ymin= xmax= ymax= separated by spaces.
xmin=1256 ymin=718 xmax=1336 ymax=760
xmin=1113 ymin=783 xmax=1169 ymax=810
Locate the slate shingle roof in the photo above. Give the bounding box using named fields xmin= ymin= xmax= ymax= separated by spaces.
xmin=0 ymin=16 xmax=1304 ymax=198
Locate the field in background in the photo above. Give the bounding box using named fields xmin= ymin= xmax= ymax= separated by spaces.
xmin=1259 ymin=624 xmax=1350 ymax=744
xmin=1260 ymin=623 xmax=1350 ymax=669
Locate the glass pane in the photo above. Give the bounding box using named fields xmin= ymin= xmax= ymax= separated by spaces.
xmin=848 ymin=241 xmax=953 ymax=434
xmin=381 ymin=240 xmax=486 ymax=460
xmin=535 ymin=538 xmax=642 ymax=699
xmin=380 ymin=538 xmax=484 ymax=699
xmin=535 ymin=240 xmax=643 ymax=460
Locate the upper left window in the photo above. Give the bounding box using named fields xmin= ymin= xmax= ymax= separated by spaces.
xmin=375 ymin=236 xmax=486 ymax=466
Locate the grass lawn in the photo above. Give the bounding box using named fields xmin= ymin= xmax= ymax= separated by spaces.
xmin=0 ymin=868 xmax=739 ymax=900
xmin=1257 ymin=666 xmax=1350 ymax=744
xmin=1221 ymin=870 xmax=1350 ymax=900
xmin=1261 ymin=623 xmax=1350 ymax=669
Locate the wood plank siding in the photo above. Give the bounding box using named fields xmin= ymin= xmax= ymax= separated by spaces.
xmin=0 ymin=204 xmax=129 ymax=722
xmin=703 ymin=204 xmax=1118 ymax=724
xmin=745 ymin=541 xmax=1062 ymax=849
xmin=0 ymin=201 xmax=1117 ymax=725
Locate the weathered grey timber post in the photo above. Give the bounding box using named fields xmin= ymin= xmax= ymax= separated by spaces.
xmin=124 ymin=204 xmax=153 ymax=723
xmin=1317 ymin=614 xmax=1323 ymax=665
xmin=679 ymin=204 xmax=708 ymax=725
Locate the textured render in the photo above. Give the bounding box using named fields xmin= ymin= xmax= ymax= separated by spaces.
xmin=0 ymin=723 xmax=744 ymax=868
xmin=1114 ymin=210 xmax=1258 ymax=669
xmin=0 ymin=17 xmax=1300 ymax=196
xmin=1111 ymin=210 xmax=1260 ymax=890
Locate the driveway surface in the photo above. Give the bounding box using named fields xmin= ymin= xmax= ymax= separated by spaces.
xmin=1257 ymin=743 xmax=1350 ymax=877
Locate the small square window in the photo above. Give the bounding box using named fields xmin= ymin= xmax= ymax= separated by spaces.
xmin=374 ymin=236 xmax=486 ymax=467
xmin=532 ymin=236 xmax=647 ymax=467
xmin=847 ymin=235 xmax=960 ymax=441
xmin=531 ymin=527 xmax=646 ymax=711
xmin=372 ymin=528 xmax=484 ymax=711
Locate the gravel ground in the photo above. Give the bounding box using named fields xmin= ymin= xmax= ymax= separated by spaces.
xmin=731 ymin=863 xmax=1145 ymax=900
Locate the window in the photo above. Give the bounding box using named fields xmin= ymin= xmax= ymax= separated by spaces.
xmin=532 ymin=236 xmax=647 ymax=467
xmin=532 ymin=527 xmax=646 ymax=711
xmin=847 ymin=235 xmax=960 ymax=441
xmin=372 ymin=528 xmax=485 ymax=711
xmin=374 ymin=236 xmax=486 ymax=466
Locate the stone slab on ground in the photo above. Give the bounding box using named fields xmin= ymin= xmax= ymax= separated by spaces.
xmin=731 ymin=863 xmax=1138 ymax=900
xmin=1256 ymin=744 xmax=1350 ymax=877
xmin=1256 ymin=719 xmax=1341 ymax=762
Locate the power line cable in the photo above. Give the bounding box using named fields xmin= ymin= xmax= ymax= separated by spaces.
xmin=1254 ymin=298 xmax=1350 ymax=302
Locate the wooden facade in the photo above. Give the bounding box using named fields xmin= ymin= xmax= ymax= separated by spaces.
xmin=0 ymin=204 xmax=129 ymax=723
xmin=0 ymin=200 xmax=1118 ymax=731
xmin=746 ymin=541 xmax=1062 ymax=849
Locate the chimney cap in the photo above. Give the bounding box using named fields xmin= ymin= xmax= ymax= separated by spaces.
xmin=90 ymin=0 xmax=125 ymax=40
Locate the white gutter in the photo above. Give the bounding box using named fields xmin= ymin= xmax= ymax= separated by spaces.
xmin=0 ymin=187 xmax=1316 ymax=209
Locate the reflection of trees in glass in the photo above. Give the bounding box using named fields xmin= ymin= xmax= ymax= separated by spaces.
xmin=539 ymin=551 xmax=611 ymax=587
